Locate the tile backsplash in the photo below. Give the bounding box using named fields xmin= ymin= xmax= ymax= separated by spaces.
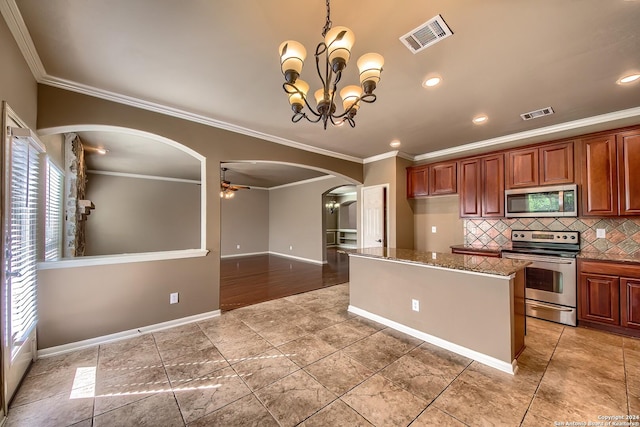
xmin=464 ymin=217 xmax=640 ymax=255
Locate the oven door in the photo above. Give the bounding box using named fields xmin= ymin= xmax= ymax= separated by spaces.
xmin=502 ymin=252 xmax=576 ymax=307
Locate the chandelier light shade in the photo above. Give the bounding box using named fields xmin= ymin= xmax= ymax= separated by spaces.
xmin=279 ymin=0 xmax=384 ymax=129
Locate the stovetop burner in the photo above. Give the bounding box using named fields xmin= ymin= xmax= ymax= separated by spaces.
xmin=508 ymin=230 xmax=580 ymax=257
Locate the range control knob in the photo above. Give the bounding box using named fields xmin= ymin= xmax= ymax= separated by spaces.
xmin=571 ymin=236 xmax=576 ymax=240
xmin=563 ymin=235 xmax=568 ymax=239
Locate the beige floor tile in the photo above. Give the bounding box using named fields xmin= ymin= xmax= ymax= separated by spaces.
xmin=410 ymin=406 xmax=467 ymax=426
xmin=173 ymin=365 xmax=251 ymax=424
xmin=407 ymin=342 xmax=472 ymax=378
xmin=304 ymin=351 xmax=374 ymax=395
xmin=624 ymin=337 xmax=640 ymax=352
xmin=97 ymin=334 xmax=163 ymax=375
xmin=154 ymin=328 xmax=216 ymax=363
xmin=28 ymin=347 xmax=99 ymax=377
xmin=254 ymin=322 xmax=308 ymax=346
xmin=10 ymin=361 xmax=79 ymax=407
xmin=342 ymin=328 xmax=422 ymax=371
xmin=94 ymin=365 xmax=171 ymax=415
xmin=380 ymin=354 xmax=453 ymax=403
xmin=197 ymin=315 xmax=256 ymax=344
xmin=520 ymin=410 xmax=555 ymax=427
xmin=301 ymin=399 xmax=372 ymax=426
xmin=433 ymin=362 xmax=534 ymax=427
xmin=289 ymin=311 xmax=340 ymax=334
xmin=163 ymin=346 xmax=230 ymax=386
xmin=342 ymin=374 xmax=427 ymax=427
xmin=315 ymin=318 xmax=378 ymax=349
xmin=213 ymin=330 xmax=275 ymax=364
xmin=254 ymin=370 xmax=336 ymax=427
xmin=278 ymin=334 xmax=337 ymax=367
xmin=232 ymin=348 xmax=300 ymax=391
xmin=188 ymin=393 xmax=278 ymax=427
xmin=6 ymin=391 xmax=94 ymax=427
xmin=93 ymin=392 xmax=184 ymax=427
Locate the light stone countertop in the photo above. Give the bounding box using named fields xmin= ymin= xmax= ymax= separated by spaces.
xmin=345 ymin=247 xmax=530 ymax=277
xmin=577 ymin=251 xmax=640 ymax=264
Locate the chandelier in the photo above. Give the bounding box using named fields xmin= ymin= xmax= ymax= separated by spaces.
xmin=278 ymin=0 xmax=384 ymax=129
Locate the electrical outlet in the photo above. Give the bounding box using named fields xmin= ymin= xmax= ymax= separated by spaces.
xmin=431 ymin=226 xmax=437 ymax=233
xmin=431 ymin=252 xmax=437 ymax=260
xmin=289 ymin=245 xmax=293 ymax=251
xmin=412 ymin=299 xmax=420 ymax=312
xmin=236 ymin=244 xmax=240 ymax=249
xmin=596 ymin=228 xmax=606 ymax=238
xmin=170 ymin=292 xmax=179 ymax=304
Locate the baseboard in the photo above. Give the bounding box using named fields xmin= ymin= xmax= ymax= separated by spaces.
xmin=268 ymin=251 xmax=324 ymax=265
xmin=220 ymin=251 xmax=269 ymax=259
xmin=37 ymin=310 xmax=221 ymax=359
xmin=348 ymin=305 xmax=518 ymax=375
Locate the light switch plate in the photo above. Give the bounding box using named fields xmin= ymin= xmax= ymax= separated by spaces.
xmin=596 ymin=228 xmax=606 ymax=238
xmin=170 ymin=292 xmax=179 ymax=304
xmin=431 ymin=226 xmax=437 ymax=233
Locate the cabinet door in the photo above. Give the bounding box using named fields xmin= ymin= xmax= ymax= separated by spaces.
xmin=540 ymin=141 xmax=574 ymax=186
xmin=581 ymin=134 xmax=618 ymax=216
xmin=407 ymin=166 xmax=429 ymax=198
xmin=430 ymin=162 xmax=457 ymax=195
xmin=578 ymin=273 xmax=620 ymax=325
xmin=617 ymin=130 xmax=640 ymax=215
xmin=481 ymin=154 xmax=505 ymax=217
xmin=621 ymin=278 xmax=640 ymax=330
xmin=506 ymin=148 xmax=538 ymax=189
xmin=459 ymin=159 xmax=482 ymax=217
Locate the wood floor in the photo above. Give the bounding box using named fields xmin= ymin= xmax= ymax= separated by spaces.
xmin=220 ymin=248 xmax=349 ymax=310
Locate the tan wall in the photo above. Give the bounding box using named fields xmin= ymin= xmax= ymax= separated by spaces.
xmin=413 ymin=195 xmax=465 ymax=252
xmin=362 ymin=156 xmax=414 ymax=249
xmin=37 ymin=257 xmax=215 ymax=349
xmin=39 ymin=133 xmax=65 ymax=170
xmin=35 ymin=85 xmax=363 ymax=348
xmin=269 ymin=176 xmax=353 ymax=263
xmin=220 ymin=188 xmax=269 ymax=256
xmin=0 ymin=17 xmax=37 ymax=128
xmin=84 ymin=174 xmax=201 ymax=256
xmin=349 ymin=255 xmax=516 ymax=364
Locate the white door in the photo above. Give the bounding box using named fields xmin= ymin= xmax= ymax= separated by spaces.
xmin=1 ymin=109 xmax=43 ymax=406
xmin=361 ymin=185 xmax=386 ymax=248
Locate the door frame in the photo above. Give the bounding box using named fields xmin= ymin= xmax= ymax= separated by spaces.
xmin=359 ymin=184 xmax=389 ymax=249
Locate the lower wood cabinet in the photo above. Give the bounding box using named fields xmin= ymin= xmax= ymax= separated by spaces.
xmin=578 ymin=259 xmax=640 ymax=336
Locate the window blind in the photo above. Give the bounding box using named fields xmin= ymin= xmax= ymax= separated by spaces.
xmin=9 ymin=137 xmax=40 ymax=357
xmin=44 ymin=160 xmax=64 ymax=261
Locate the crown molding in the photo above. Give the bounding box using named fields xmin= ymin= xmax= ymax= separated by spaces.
xmin=0 ymin=0 xmax=45 ymax=80
xmin=415 ymin=106 xmax=640 ymax=162
xmin=269 ymin=174 xmax=336 ymax=190
xmin=87 ymin=170 xmax=201 ymax=184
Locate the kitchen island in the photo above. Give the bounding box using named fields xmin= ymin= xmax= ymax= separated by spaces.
xmin=346 ymin=248 xmax=530 ymax=374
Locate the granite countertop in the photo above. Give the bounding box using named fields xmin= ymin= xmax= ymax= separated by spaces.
xmin=577 ymin=251 xmax=640 ymax=264
xmin=346 ymin=247 xmax=530 ymax=277
xmin=449 ymin=244 xmax=510 ymax=255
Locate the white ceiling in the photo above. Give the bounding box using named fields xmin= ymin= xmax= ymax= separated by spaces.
xmin=4 ymin=0 xmax=640 ymax=181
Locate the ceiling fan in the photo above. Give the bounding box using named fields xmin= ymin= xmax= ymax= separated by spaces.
xmin=220 ymin=167 xmax=250 ymax=199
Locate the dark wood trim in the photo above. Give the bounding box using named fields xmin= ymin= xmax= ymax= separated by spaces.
xmin=578 ymin=319 xmax=640 ymax=338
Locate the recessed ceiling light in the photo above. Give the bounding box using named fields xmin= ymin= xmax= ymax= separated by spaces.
xmin=422 ymin=76 xmax=441 ymax=87
xmin=617 ymin=73 xmax=640 ymax=84
xmin=390 ymin=139 xmax=401 ymax=148
xmin=472 ymin=115 xmax=488 ymax=124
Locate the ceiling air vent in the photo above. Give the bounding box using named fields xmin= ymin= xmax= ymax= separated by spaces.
xmin=400 ymin=15 xmax=453 ymax=54
xmin=520 ymin=107 xmax=555 ymax=121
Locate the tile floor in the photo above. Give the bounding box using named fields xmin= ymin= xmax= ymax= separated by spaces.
xmin=6 ymin=283 xmax=640 ymax=426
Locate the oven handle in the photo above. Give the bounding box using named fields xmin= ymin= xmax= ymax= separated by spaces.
xmin=502 ymin=253 xmax=575 ymax=264
xmin=527 ymin=302 xmax=574 ymax=312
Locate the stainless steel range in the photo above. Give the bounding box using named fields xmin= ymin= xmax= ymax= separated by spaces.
xmin=501 ymin=230 xmax=580 ymax=326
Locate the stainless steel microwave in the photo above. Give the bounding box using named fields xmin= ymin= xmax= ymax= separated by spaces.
xmin=505 ymin=184 xmax=578 ymax=217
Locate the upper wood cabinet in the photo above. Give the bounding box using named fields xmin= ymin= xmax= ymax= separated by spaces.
xmin=407 ymin=161 xmax=456 ymax=198
xmin=617 ymin=129 xmax=640 ymax=215
xmin=580 ymin=129 xmax=640 ymax=216
xmin=506 ymin=141 xmax=574 ymax=189
xmin=459 ymin=154 xmax=504 ymax=217
xmin=430 ymin=162 xmax=457 ymax=195
xmin=406 ymin=165 xmax=429 ymax=198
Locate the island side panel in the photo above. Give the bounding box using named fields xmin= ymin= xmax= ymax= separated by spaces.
xmin=349 ymin=255 xmax=515 ymax=365
xmin=512 ymin=269 xmax=526 ymax=359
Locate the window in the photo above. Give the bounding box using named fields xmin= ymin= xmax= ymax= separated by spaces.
xmin=44 ymin=159 xmax=64 ymax=261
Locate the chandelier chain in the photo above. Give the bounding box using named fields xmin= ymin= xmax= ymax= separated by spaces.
xmin=322 ymin=0 xmax=332 ymax=37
